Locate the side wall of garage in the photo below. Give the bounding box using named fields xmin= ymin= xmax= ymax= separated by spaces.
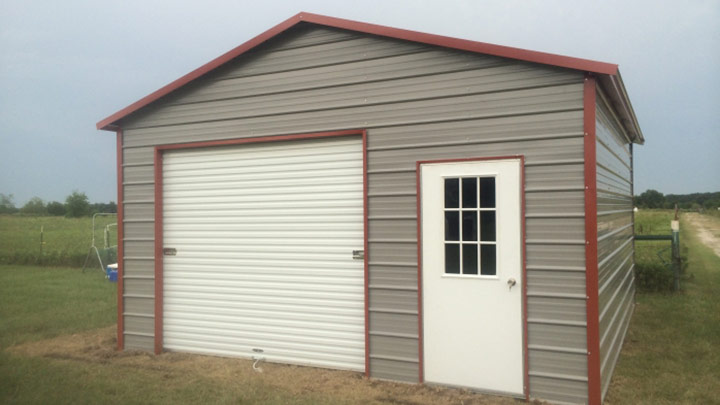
xmin=595 ymin=89 xmax=635 ymax=401
xmin=118 ymin=24 xmax=589 ymax=404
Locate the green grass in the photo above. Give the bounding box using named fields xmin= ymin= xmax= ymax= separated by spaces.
xmin=0 ymin=266 xmax=343 ymax=405
xmin=633 ymin=210 xmax=683 ymax=292
xmin=606 ymin=213 xmax=720 ymax=404
xmin=0 ymin=215 xmax=117 ymax=267
xmin=0 ymin=352 xmax=340 ymax=405
xmin=634 ymin=209 xmax=675 ymax=235
xmin=0 ymin=265 xmax=116 ymax=348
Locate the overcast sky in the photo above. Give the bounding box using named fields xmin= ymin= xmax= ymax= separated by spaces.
xmin=1 ymin=0 xmax=718 ymax=205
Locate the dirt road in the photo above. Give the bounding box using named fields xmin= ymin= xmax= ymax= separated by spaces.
xmin=684 ymin=213 xmax=720 ymax=257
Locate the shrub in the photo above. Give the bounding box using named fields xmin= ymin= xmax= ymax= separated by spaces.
xmin=634 ymin=263 xmax=675 ymax=292
xmin=0 ymin=193 xmax=18 ymax=214
xmin=20 ymin=197 xmax=47 ymax=215
xmin=47 ymin=201 xmax=66 ymax=216
xmin=65 ymin=191 xmax=90 ymax=218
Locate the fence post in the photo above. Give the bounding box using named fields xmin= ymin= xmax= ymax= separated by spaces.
xmin=671 ymin=206 xmax=680 ymax=291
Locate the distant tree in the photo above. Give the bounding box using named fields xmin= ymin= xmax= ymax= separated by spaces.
xmin=0 ymin=193 xmax=18 ymax=214
xmin=90 ymin=201 xmax=118 ymax=214
xmin=636 ymin=189 xmax=665 ymax=209
xmin=20 ymin=197 xmax=47 ymax=215
xmin=65 ymin=191 xmax=90 ymax=218
xmin=47 ymin=201 xmax=66 ymax=216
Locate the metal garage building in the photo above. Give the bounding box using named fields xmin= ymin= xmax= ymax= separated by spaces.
xmin=97 ymin=12 xmax=643 ymax=405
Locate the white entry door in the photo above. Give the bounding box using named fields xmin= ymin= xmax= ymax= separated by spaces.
xmin=421 ymin=159 xmax=523 ymax=396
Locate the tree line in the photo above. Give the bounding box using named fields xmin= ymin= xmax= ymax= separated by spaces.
xmin=634 ymin=190 xmax=720 ymax=210
xmin=0 ymin=192 xmax=116 ymax=217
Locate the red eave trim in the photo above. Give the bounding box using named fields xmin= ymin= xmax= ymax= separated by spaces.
xmin=584 ymin=74 xmax=602 ymax=405
xmin=97 ymin=12 xmax=618 ymax=131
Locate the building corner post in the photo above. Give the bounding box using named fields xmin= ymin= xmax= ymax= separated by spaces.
xmin=583 ymin=73 xmax=602 ymax=405
xmin=116 ymin=128 xmax=125 ymax=351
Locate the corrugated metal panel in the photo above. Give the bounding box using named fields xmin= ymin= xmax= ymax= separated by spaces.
xmin=596 ymin=92 xmax=635 ymax=401
xmin=530 ymin=375 xmax=588 ymax=404
xmin=122 ymin=84 xmax=583 ymax=148
xmin=124 ymin=334 xmax=154 ymax=350
xmin=127 ymin=66 xmax=578 ymax=129
xmin=168 ymin=49 xmax=505 ymax=106
xmin=118 ymin=26 xmax=589 ymax=402
xmin=162 ymin=136 xmax=365 ymax=371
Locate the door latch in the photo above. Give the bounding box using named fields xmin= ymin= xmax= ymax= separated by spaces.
xmin=352 ymin=250 xmax=364 ymax=260
xmin=507 ymin=278 xmax=517 ymax=291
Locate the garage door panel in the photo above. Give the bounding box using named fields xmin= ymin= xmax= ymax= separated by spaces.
xmin=165 ymin=337 xmax=363 ymax=370
xmin=164 ymin=199 xmax=362 ymax=212
xmin=164 ymin=182 xmax=362 ymax=199
xmin=164 ymin=292 xmax=362 ymax=311
xmin=162 ymin=136 xmax=365 ymax=372
xmin=163 ymin=166 xmax=362 ymax=186
xmin=167 ymin=313 xmax=364 ymax=336
xmin=163 ymin=328 xmax=365 ymax=355
xmin=160 ymin=191 xmax=362 ymax=205
xmin=163 ymin=264 xmax=362 ymax=278
xmin=166 ymin=299 xmax=363 ymax=317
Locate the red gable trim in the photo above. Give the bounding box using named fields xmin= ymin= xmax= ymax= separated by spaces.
xmin=97 ymin=11 xmax=618 ymax=131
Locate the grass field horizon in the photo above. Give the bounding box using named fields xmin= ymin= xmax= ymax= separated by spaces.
xmin=0 ymin=215 xmax=117 ymax=268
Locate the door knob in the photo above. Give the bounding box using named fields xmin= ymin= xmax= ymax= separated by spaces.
xmin=507 ymin=278 xmax=517 ymax=291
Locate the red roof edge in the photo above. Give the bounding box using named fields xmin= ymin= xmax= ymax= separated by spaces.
xmin=97 ymin=11 xmax=619 ymax=131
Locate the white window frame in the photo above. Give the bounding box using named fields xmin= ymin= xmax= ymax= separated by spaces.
xmin=441 ymin=174 xmax=499 ymax=279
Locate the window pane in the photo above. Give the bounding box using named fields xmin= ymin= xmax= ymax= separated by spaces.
xmin=445 ymin=244 xmax=460 ymax=274
xmin=462 ymin=244 xmax=478 ymax=275
xmin=480 ymin=177 xmax=496 ymax=208
xmin=445 ymin=178 xmax=459 ymax=208
xmin=445 ymin=211 xmax=459 ymax=241
xmin=462 ymin=211 xmax=477 ymax=241
xmin=480 ymin=245 xmax=496 ymax=275
xmin=480 ymin=211 xmax=496 ymax=242
xmin=462 ymin=177 xmax=477 ymax=208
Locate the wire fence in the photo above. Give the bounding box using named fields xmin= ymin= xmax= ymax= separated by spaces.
xmin=634 ymin=239 xmax=685 ymax=292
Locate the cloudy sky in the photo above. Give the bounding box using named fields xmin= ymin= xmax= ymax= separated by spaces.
xmin=1 ymin=0 xmax=718 ymax=205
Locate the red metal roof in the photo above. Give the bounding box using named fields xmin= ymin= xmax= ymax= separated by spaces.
xmin=97 ymin=12 xmax=630 ymax=133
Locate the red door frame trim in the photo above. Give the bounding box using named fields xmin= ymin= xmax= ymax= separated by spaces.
xmin=116 ymin=129 xmax=125 ymax=350
xmin=415 ymin=155 xmax=528 ymax=399
xmin=583 ymin=74 xmax=602 ymax=405
xmin=152 ymin=129 xmax=371 ymax=375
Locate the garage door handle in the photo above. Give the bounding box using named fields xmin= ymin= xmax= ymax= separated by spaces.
xmin=352 ymin=250 xmax=364 ymax=260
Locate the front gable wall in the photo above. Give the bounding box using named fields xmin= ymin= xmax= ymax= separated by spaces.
xmin=119 ymin=25 xmax=589 ymax=403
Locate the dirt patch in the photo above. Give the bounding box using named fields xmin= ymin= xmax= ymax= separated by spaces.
xmin=10 ymin=327 xmax=540 ymax=404
xmin=684 ymin=213 xmax=720 ymax=257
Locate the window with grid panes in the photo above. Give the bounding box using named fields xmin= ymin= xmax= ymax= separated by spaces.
xmin=443 ymin=177 xmax=497 ymax=275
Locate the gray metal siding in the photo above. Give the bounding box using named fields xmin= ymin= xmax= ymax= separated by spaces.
xmin=595 ymin=90 xmax=635 ymax=401
xmin=118 ymin=25 xmax=588 ymax=403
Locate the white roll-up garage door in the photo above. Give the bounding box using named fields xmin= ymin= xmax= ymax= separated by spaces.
xmin=162 ymin=136 xmax=365 ymax=371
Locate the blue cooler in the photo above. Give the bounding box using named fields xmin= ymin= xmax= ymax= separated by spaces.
xmin=106 ymin=263 xmax=118 ymax=282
